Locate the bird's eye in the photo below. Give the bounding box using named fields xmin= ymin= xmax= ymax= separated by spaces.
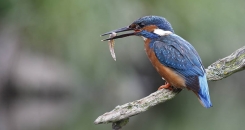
xmin=136 ymin=23 xmax=145 ymax=29
xmin=129 ymin=23 xmax=145 ymax=30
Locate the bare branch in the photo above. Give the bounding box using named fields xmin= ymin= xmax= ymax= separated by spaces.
xmin=206 ymin=46 xmax=245 ymax=80
xmin=94 ymin=46 xmax=245 ymax=128
xmin=94 ymin=89 xmax=180 ymax=125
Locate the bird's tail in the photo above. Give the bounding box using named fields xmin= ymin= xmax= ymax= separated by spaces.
xmin=196 ymin=74 xmax=212 ymax=108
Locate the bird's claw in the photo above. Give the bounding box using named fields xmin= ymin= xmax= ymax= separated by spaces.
xmin=158 ymin=82 xmax=172 ymax=90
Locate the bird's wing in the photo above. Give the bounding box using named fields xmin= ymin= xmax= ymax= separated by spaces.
xmin=153 ymin=34 xmax=205 ymax=91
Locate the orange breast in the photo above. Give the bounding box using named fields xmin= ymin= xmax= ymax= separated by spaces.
xmin=144 ymin=39 xmax=186 ymax=88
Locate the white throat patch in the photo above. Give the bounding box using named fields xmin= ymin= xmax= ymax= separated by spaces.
xmin=153 ymin=29 xmax=172 ymax=36
xmin=141 ymin=36 xmax=147 ymax=41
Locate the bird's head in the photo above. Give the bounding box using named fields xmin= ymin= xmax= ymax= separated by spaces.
xmin=101 ymin=16 xmax=174 ymax=41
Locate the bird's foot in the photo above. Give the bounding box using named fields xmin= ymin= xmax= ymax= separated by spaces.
xmin=158 ymin=82 xmax=172 ymax=90
xmin=158 ymin=83 xmax=182 ymax=93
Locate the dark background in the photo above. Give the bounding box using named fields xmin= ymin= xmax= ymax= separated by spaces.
xmin=0 ymin=0 xmax=245 ymax=130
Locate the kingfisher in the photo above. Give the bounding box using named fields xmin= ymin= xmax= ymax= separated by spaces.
xmin=101 ymin=16 xmax=212 ymax=108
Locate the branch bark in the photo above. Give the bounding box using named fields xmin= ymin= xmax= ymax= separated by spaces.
xmin=206 ymin=46 xmax=245 ymax=80
xmin=94 ymin=46 xmax=245 ymax=129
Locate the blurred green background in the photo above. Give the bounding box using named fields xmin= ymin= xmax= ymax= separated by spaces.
xmin=0 ymin=0 xmax=245 ymax=130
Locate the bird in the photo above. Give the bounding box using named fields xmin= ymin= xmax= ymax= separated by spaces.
xmin=101 ymin=16 xmax=212 ymax=108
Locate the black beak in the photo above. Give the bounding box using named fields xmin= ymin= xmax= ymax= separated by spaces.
xmin=101 ymin=26 xmax=135 ymax=41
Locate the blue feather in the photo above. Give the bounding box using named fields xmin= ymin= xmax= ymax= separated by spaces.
xmin=198 ymin=74 xmax=212 ymax=108
xmin=151 ymin=34 xmax=212 ymax=108
xmin=152 ymin=34 xmax=205 ymax=78
xmin=133 ymin=16 xmax=175 ymax=33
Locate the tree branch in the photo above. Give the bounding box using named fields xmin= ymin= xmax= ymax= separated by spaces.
xmin=206 ymin=46 xmax=245 ymax=81
xmin=94 ymin=46 xmax=245 ymax=129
